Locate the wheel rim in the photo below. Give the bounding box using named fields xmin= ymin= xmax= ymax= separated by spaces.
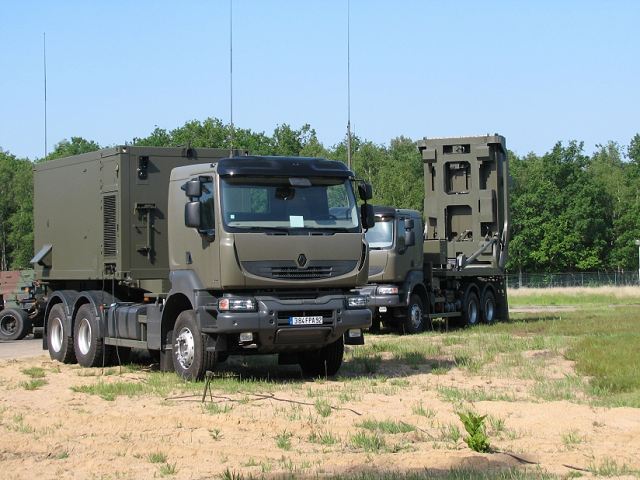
xmin=50 ymin=317 xmax=64 ymax=352
xmin=409 ymin=303 xmax=423 ymax=330
xmin=175 ymin=327 xmax=195 ymax=369
xmin=77 ymin=317 xmax=92 ymax=355
xmin=0 ymin=313 xmax=17 ymax=336
xmin=484 ymin=298 xmax=495 ymax=322
xmin=468 ymin=300 xmax=478 ymax=325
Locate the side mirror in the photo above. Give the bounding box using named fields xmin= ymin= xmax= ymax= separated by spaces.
xmin=185 ymin=179 xmax=202 ymax=198
xmin=185 ymin=201 xmax=201 ymax=228
xmin=404 ymin=218 xmax=415 ymax=230
xmin=358 ymin=183 xmax=373 ymax=201
xmin=361 ymin=204 xmax=375 ymax=229
xmin=404 ymin=230 xmax=416 ymax=247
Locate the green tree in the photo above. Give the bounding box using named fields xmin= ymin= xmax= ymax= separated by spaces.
xmin=46 ymin=137 xmax=101 ymax=161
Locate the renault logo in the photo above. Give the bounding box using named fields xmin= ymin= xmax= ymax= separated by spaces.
xmin=297 ymin=254 xmax=307 ymax=268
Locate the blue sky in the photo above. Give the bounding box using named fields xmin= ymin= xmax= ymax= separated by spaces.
xmin=1 ymin=1 xmax=638 ymax=160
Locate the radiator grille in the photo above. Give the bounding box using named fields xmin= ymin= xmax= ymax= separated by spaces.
xmin=271 ymin=266 xmax=332 ymax=279
xmin=103 ymin=195 xmax=117 ymax=257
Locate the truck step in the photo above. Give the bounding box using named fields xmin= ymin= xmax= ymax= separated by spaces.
xmin=104 ymin=338 xmax=148 ymax=349
xmin=427 ymin=312 xmax=461 ymax=319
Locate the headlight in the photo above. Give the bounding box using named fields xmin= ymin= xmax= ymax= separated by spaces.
xmin=346 ymin=295 xmax=369 ymax=309
xmin=376 ymin=285 xmax=398 ymax=295
xmin=218 ymin=297 xmax=257 ymax=312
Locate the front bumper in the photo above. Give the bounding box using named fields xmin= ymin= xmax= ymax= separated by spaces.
xmin=198 ymin=294 xmax=371 ymax=352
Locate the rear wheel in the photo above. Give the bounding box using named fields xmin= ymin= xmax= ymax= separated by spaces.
xmin=172 ymin=310 xmax=216 ymax=380
xmin=481 ymin=288 xmax=496 ymax=324
xmin=74 ymin=304 xmax=108 ymax=368
xmin=0 ymin=308 xmax=31 ymax=341
xmin=47 ymin=304 xmax=76 ymax=363
xmin=299 ymin=336 xmax=344 ymax=377
xmin=462 ymin=291 xmax=480 ymax=327
xmin=401 ymin=294 xmax=425 ymax=334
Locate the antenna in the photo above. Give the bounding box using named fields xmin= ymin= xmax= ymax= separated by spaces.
xmin=229 ymin=0 xmax=234 ymax=155
xmin=346 ymin=0 xmax=352 ymax=170
xmin=43 ymin=32 xmax=48 ymax=159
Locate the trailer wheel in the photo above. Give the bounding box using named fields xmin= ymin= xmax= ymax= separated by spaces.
xmin=73 ymin=304 xmax=108 ymax=368
xmin=401 ymin=294 xmax=425 ymax=334
xmin=172 ymin=310 xmax=215 ymax=381
xmin=299 ymin=336 xmax=344 ymax=377
xmin=462 ymin=291 xmax=480 ymax=326
xmin=0 ymin=308 xmax=31 ymax=341
xmin=481 ymin=289 xmax=496 ymax=324
xmin=47 ymin=304 xmax=76 ymax=364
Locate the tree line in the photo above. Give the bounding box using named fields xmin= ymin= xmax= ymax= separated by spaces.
xmin=1 ymin=117 xmax=639 ymax=273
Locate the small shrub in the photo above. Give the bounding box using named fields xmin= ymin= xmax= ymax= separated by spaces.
xmin=275 ymin=430 xmax=292 ymax=450
xmin=148 ymin=451 xmax=167 ymax=464
xmin=458 ymin=411 xmax=490 ymax=453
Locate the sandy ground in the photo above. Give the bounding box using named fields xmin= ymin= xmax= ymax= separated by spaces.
xmin=1 ymin=344 xmax=639 ymax=480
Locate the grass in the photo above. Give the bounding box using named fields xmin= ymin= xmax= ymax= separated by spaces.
xmin=147 ymin=451 xmax=168 ymax=463
xmin=20 ymin=378 xmax=47 ymax=390
xmin=159 ymin=462 xmax=178 ymax=476
xmin=275 ymin=430 xmax=292 ymax=450
xmin=508 ymin=286 xmax=640 ymax=307
xmin=357 ymin=419 xmax=415 ymax=434
xmin=22 ymin=367 xmax=46 ymax=378
xmin=214 ymin=468 xmax=556 ymax=480
xmin=314 ymin=398 xmax=332 ymax=417
xmin=308 ymin=429 xmax=339 ymax=446
xmin=350 ymin=431 xmax=386 ymax=452
xmin=588 ymin=457 xmax=640 ymax=477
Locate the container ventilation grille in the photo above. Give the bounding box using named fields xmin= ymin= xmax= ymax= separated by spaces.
xmin=103 ymin=195 xmax=117 ymax=257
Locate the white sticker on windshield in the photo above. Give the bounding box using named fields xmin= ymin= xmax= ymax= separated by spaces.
xmin=289 ymin=216 xmax=304 ymax=228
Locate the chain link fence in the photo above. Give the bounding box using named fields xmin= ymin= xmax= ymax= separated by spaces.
xmin=506 ymin=271 xmax=640 ymax=289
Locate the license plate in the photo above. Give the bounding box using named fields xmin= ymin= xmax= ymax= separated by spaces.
xmin=289 ymin=316 xmax=323 ymax=325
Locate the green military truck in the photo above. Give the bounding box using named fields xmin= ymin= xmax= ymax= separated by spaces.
xmin=0 ymin=269 xmax=45 ymax=340
xmin=32 ymin=146 xmax=374 ymax=379
xmin=360 ymin=135 xmax=509 ymax=332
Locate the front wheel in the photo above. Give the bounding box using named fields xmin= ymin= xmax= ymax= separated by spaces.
xmin=401 ymin=294 xmax=425 ymax=334
xmin=299 ymin=336 xmax=344 ymax=377
xmin=172 ymin=310 xmax=216 ymax=380
xmin=47 ymin=304 xmax=76 ymax=364
xmin=0 ymin=308 xmax=31 ymax=341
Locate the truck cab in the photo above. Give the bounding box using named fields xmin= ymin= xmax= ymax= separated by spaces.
xmin=359 ymin=207 xmax=427 ymax=333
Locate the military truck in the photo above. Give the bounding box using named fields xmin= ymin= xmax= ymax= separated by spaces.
xmin=360 ymin=135 xmax=509 ymax=332
xmin=32 ymin=146 xmax=374 ymax=379
xmin=0 ymin=269 xmax=45 ymax=340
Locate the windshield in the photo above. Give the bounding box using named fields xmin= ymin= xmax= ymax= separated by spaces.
xmin=220 ymin=176 xmax=359 ymax=233
xmin=365 ymin=218 xmax=394 ymax=249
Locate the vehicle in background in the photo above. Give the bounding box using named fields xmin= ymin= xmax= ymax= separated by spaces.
xmin=32 ymin=146 xmax=374 ymax=379
xmin=359 ymin=135 xmax=509 ymax=332
xmin=0 ymin=269 xmax=45 ymax=340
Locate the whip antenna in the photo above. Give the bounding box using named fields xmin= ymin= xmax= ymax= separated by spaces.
xmin=43 ymin=32 xmax=48 ymax=159
xmin=346 ymin=0 xmax=352 ymax=170
xmin=229 ymin=0 xmax=234 ymax=155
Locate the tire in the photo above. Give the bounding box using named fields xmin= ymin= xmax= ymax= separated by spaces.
xmin=171 ymin=310 xmax=216 ymax=380
xmin=0 ymin=308 xmax=32 ymax=341
xmin=47 ymin=304 xmax=76 ymax=364
xmin=481 ymin=288 xmax=496 ymax=324
xmin=74 ymin=304 xmax=108 ymax=368
xmin=299 ymin=336 xmax=344 ymax=377
xmin=401 ymin=294 xmax=425 ymax=334
xmin=462 ymin=291 xmax=480 ymax=327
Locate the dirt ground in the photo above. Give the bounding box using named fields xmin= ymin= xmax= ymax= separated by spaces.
xmin=1 ymin=344 xmax=639 ymax=480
